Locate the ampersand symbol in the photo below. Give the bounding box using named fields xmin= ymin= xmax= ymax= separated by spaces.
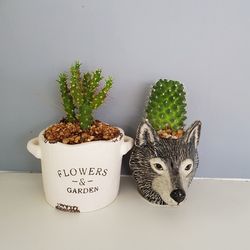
xmin=79 ymin=178 xmax=86 ymax=186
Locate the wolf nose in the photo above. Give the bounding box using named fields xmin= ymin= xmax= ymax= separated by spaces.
xmin=170 ymin=189 xmax=186 ymax=204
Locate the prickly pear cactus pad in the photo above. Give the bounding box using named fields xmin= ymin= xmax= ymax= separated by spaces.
xmin=146 ymin=79 xmax=187 ymax=132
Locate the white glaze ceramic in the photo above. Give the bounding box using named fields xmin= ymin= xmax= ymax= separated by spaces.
xmin=27 ymin=127 xmax=133 ymax=212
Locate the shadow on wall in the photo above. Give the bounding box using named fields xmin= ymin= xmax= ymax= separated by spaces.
xmin=121 ymin=83 xmax=154 ymax=175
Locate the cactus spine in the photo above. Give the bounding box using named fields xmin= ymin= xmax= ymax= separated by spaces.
xmin=145 ymin=79 xmax=187 ymax=131
xmin=57 ymin=61 xmax=113 ymax=129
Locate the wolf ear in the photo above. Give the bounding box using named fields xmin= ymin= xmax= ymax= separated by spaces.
xmin=184 ymin=121 xmax=202 ymax=149
xmin=135 ymin=120 xmax=159 ymax=146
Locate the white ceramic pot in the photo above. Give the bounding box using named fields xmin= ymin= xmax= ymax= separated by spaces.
xmin=27 ymin=127 xmax=133 ymax=212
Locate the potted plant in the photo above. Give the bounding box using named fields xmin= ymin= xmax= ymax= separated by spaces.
xmin=129 ymin=79 xmax=201 ymax=206
xmin=27 ymin=61 xmax=133 ymax=212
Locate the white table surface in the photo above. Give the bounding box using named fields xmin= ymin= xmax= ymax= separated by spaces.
xmin=0 ymin=173 xmax=249 ymax=250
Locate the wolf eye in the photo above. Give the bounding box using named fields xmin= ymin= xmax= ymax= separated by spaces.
xmin=185 ymin=164 xmax=192 ymax=171
xmin=154 ymin=163 xmax=164 ymax=171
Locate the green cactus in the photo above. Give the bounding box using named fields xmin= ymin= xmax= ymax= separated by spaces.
xmin=145 ymin=79 xmax=187 ymax=131
xmin=57 ymin=73 xmax=76 ymax=122
xmin=57 ymin=61 xmax=113 ymax=129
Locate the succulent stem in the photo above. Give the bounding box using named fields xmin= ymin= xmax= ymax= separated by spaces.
xmin=57 ymin=61 xmax=113 ymax=129
xmin=145 ymin=79 xmax=187 ymax=131
xmin=57 ymin=73 xmax=76 ymax=122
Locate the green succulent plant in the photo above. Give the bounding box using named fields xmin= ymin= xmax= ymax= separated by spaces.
xmin=57 ymin=61 xmax=113 ymax=129
xmin=145 ymin=79 xmax=187 ymax=131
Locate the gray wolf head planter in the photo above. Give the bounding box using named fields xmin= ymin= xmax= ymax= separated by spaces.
xmin=129 ymin=119 xmax=201 ymax=206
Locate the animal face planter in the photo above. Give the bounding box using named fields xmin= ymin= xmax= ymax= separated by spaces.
xmin=129 ymin=79 xmax=202 ymax=206
xmin=129 ymin=120 xmax=201 ymax=206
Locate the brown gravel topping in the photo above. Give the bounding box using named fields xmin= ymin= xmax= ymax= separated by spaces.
xmin=44 ymin=120 xmax=121 ymax=144
xmin=157 ymin=127 xmax=184 ymax=139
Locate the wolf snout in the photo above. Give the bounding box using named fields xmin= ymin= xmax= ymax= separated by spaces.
xmin=170 ymin=189 xmax=186 ymax=204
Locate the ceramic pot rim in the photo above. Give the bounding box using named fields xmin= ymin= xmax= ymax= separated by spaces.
xmin=39 ymin=126 xmax=124 ymax=148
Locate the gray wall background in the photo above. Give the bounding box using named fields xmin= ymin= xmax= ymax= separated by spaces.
xmin=1 ymin=0 xmax=250 ymax=178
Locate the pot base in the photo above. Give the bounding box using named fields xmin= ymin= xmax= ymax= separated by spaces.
xmin=44 ymin=192 xmax=119 ymax=213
